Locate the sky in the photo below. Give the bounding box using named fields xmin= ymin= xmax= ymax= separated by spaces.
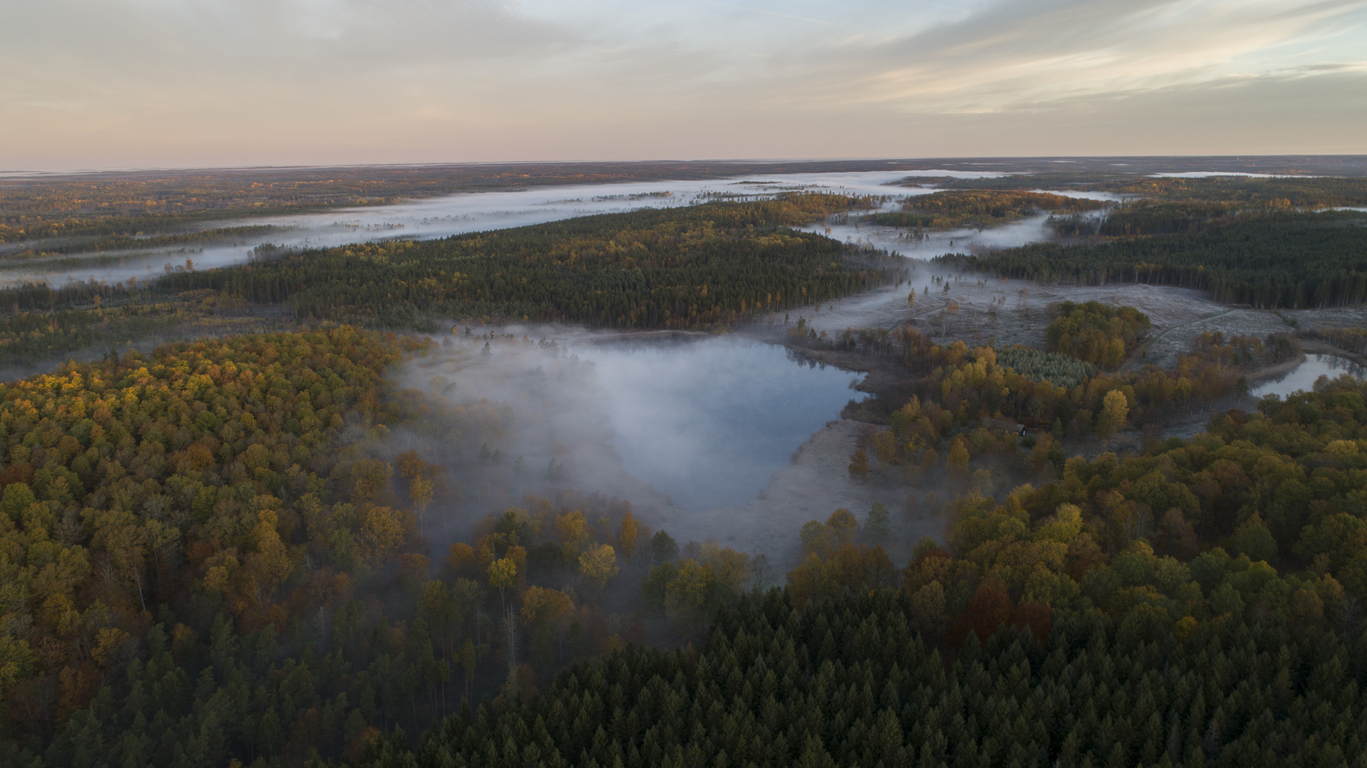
xmin=2 ymin=0 xmax=1366 ymax=170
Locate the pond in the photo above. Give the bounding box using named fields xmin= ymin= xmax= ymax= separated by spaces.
xmin=410 ymin=331 xmax=864 ymax=511
xmin=588 ymin=336 xmax=864 ymax=510
xmin=1251 ymin=354 xmax=1366 ymax=399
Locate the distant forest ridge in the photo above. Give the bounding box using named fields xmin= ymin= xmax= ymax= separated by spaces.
xmin=940 ymin=211 xmax=1367 ymax=308
xmin=912 ymin=174 xmax=1367 ymax=207
xmin=0 ymin=160 xmax=933 ymax=244
xmin=0 ymin=196 xmax=901 ymax=364
xmin=150 ymin=195 xmax=900 ymax=331
xmin=5 ymin=156 xmax=1366 ymax=245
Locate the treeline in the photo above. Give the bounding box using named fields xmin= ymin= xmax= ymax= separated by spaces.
xmin=0 ymin=160 xmax=928 ymax=245
xmin=1103 ymin=175 xmax=1367 ymax=207
xmin=937 ymin=212 xmax=1367 ymax=308
xmin=1045 ymin=301 xmax=1151 ymax=369
xmin=3 ymin=226 xmax=284 ymax=258
xmin=358 ymin=590 xmax=1367 ymax=768
xmin=1303 ymin=327 xmax=1367 ymax=356
xmin=870 ymin=191 xmax=1105 ymax=230
xmin=910 ymin=174 xmax=1367 ymax=208
xmin=1 ymin=210 xmax=322 ymax=245
xmin=154 ymin=196 xmax=895 ymax=331
xmin=0 ymin=288 xmax=280 ymax=367
xmin=1095 ymin=202 xmax=1242 ymax=236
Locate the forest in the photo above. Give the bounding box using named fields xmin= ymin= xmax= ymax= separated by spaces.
xmin=5 ymin=321 xmax=1365 ymax=768
xmin=0 ymin=160 xmax=920 ymax=246
xmin=0 ymin=194 xmax=897 ymax=366
xmin=358 ymin=589 xmax=1367 ymax=768
xmin=912 ymin=174 xmax=1367 ymax=208
xmin=3 ymin=226 xmax=285 ymax=259
xmin=869 ymin=191 xmax=1106 ymax=231
xmin=356 ymin=372 xmax=1367 ymax=768
xmin=938 ymin=211 xmax=1367 ymax=308
xmin=3 ymin=169 xmax=1367 ymax=768
xmin=0 ymin=327 xmax=742 ymax=767
xmin=154 ymin=194 xmax=893 ymax=331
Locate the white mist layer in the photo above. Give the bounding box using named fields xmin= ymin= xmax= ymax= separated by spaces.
xmin=0 ymin=169 xmax=951 ymax=288
xmin=401 ymin=329 xmax=863 ymax=518
xmin=587 ymin=336 xmax=863 ymax=509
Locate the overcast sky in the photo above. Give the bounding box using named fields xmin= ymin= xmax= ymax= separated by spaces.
xmin=3 ymin=0 xmax=1365 ymax=170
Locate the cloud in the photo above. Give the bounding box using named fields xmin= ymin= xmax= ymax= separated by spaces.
xmin=0 ymin=0 xmax=1364 ymax=168
xmin=760 ymin=0 xmax=1367 ymax=113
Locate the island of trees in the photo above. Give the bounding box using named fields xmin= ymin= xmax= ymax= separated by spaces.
xmin=1 ymin=195 xmax=899 ymax=366
xmin=870 ymin=191 xmax=1107 ymax=231
xmin=939 ymin=211 xmax=1367 ymax=308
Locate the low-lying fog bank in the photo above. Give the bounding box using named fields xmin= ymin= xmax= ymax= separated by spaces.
xmin=0 ymin=169 xmax=980 ymax=289
xmin=390 ymin=326 xmax=901 ymax=567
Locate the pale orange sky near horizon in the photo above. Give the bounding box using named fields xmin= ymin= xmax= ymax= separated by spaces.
xmin=3 ymin=0 xmax=1366 ymax=171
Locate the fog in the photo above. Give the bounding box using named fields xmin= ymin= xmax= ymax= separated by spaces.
xmin=585 ymin=335 xmax=863 ymax=510
xmin=391 ymin=327 xmax=865 ymax=549
xmin=0 ymin=169 xmax=995 ymax=289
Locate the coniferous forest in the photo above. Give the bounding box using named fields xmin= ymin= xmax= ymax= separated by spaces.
xmin=869 ymin=191 xmax=1107 ymax=231
xmin=0 ymin=195 xmax=897 ymax=365
xmin=939 ymin=212 xmax=1367 ymax=308
xmin=360 ymin=590 xmax=1367 ymax=768
xmin=159 ymin=195 xmax=894 ymax=330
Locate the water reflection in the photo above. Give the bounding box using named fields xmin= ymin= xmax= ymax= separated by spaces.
xmin=1252 ymin=354 xmax=1366 ymax=399
xmin=585 ymin=336 xmax=864 ymax=510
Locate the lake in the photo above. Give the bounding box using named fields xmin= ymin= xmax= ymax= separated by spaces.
xmin=1252 ymin=354 xmax=1366 ymax=399
xmin=589 ymin=336 xmax=864 ymax=509
xmin=413 ymin=331 xmax=864 ymax=511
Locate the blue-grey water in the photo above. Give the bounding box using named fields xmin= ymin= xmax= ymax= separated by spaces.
xmin=588 ymin=336 xmax=862 ymax=509
xmin=1252 ymin=354 xmax=1365 ymax=399
xmin=419 ymin=330 xmax=863 ymax=511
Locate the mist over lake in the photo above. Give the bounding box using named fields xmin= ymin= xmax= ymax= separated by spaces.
xmin=587 ymin=335 xmax=864 ymax=510
xmin=405 ymin=330 xmax=865 ymax=515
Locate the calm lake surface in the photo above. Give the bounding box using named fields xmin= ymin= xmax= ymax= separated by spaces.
xmin=1252 ymin=354 xmax=1366 ymax=399
xmin=424 ymin=330 xmax=864 ymax=511
xmin=587 ymin=336 xmax=863 ymax=510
